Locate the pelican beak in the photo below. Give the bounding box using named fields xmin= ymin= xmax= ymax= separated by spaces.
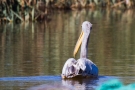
xmin=73 ymin=31 xmax=84 ymax=57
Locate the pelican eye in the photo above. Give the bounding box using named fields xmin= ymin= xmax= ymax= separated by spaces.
xmin=90 ymin=27 xmax=92 ymax=30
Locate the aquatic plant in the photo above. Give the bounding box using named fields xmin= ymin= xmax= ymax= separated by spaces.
xmin=0 ymin=0 xmax=135 ymax=23
xmin=97 ymin=79 xmax=135 ymax=90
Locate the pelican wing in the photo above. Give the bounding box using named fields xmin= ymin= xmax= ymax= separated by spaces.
xmin=61 ymin=58 xmax=77 ymax=79
xmin=76 ymin=58 xmax=98 ymax=77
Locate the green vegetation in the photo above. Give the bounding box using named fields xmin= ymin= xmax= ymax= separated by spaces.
xmin=97 ymin=79 xmax=135 ymax=90
xmin=0 ymin=0 xmax=135 ymax=23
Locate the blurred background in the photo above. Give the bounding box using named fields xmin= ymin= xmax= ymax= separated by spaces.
xmin=0 ymin=0 xmax=135 ymax=90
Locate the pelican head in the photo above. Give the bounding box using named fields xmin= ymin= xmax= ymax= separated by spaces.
xmin=82 ymin=21 xmax=92 ymax=34
xmin=73 ymin=21 xmax=92 ymax=58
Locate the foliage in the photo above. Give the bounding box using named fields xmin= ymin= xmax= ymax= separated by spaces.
xmin=97 ymin=79 xmax=135 ymax=90
xmin=0 ymin=0 xmax=135 ymax=23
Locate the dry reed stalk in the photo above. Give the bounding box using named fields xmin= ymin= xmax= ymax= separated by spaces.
xmin=111 ymin=0 xmax=126 ymax=8
xmin=0 ymin=0 xmax=135 ymax=23
xmin=11 ymin=10 xmax=24 ymax=22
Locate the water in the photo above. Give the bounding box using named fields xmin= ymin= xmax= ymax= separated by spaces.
xmin=0 ymin=9 xmax=135 ymax=90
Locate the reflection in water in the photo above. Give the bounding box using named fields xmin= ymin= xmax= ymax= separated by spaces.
xmin=61 ymin=76 xmax=118 ymax=90
xmin=0 ymin=9 xmax=135 ymax=89
xmin=0 ymin=75 xmax=116 ymax=90
xmin=27 ymin=84 xmax=72 ymax=90
xmin=27 ymin=78 xmax=98 ymax=90
xmin=62 ymin=78 xmax=98 ymax=90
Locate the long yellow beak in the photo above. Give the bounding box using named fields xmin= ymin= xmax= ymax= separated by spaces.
xmin=73 ymin=31 xmax=84 ymax=57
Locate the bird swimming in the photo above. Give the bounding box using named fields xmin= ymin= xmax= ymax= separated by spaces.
xmin=61 ymin=21 xmax=98 ymax=79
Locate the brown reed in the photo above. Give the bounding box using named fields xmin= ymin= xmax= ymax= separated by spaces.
xmin=0 ymin=0 xmax=134 ymax=23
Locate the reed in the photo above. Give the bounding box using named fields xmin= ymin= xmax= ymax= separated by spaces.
xmin=0 ymin=0 xmax=134 ymax=23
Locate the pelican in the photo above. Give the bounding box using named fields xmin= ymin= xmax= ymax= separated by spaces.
xmin=61 ymin=21 xmax=98 ymax=79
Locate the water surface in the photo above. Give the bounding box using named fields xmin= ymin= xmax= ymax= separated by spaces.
xmin=0 ymin=9 xmax=135 ymax=90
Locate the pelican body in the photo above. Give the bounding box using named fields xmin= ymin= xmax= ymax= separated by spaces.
xmin=61 ymin=21 xmax=98 ymax=79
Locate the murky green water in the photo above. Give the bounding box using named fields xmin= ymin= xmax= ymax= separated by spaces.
xmin=0 ymin=9 xmax=135 ymax=90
